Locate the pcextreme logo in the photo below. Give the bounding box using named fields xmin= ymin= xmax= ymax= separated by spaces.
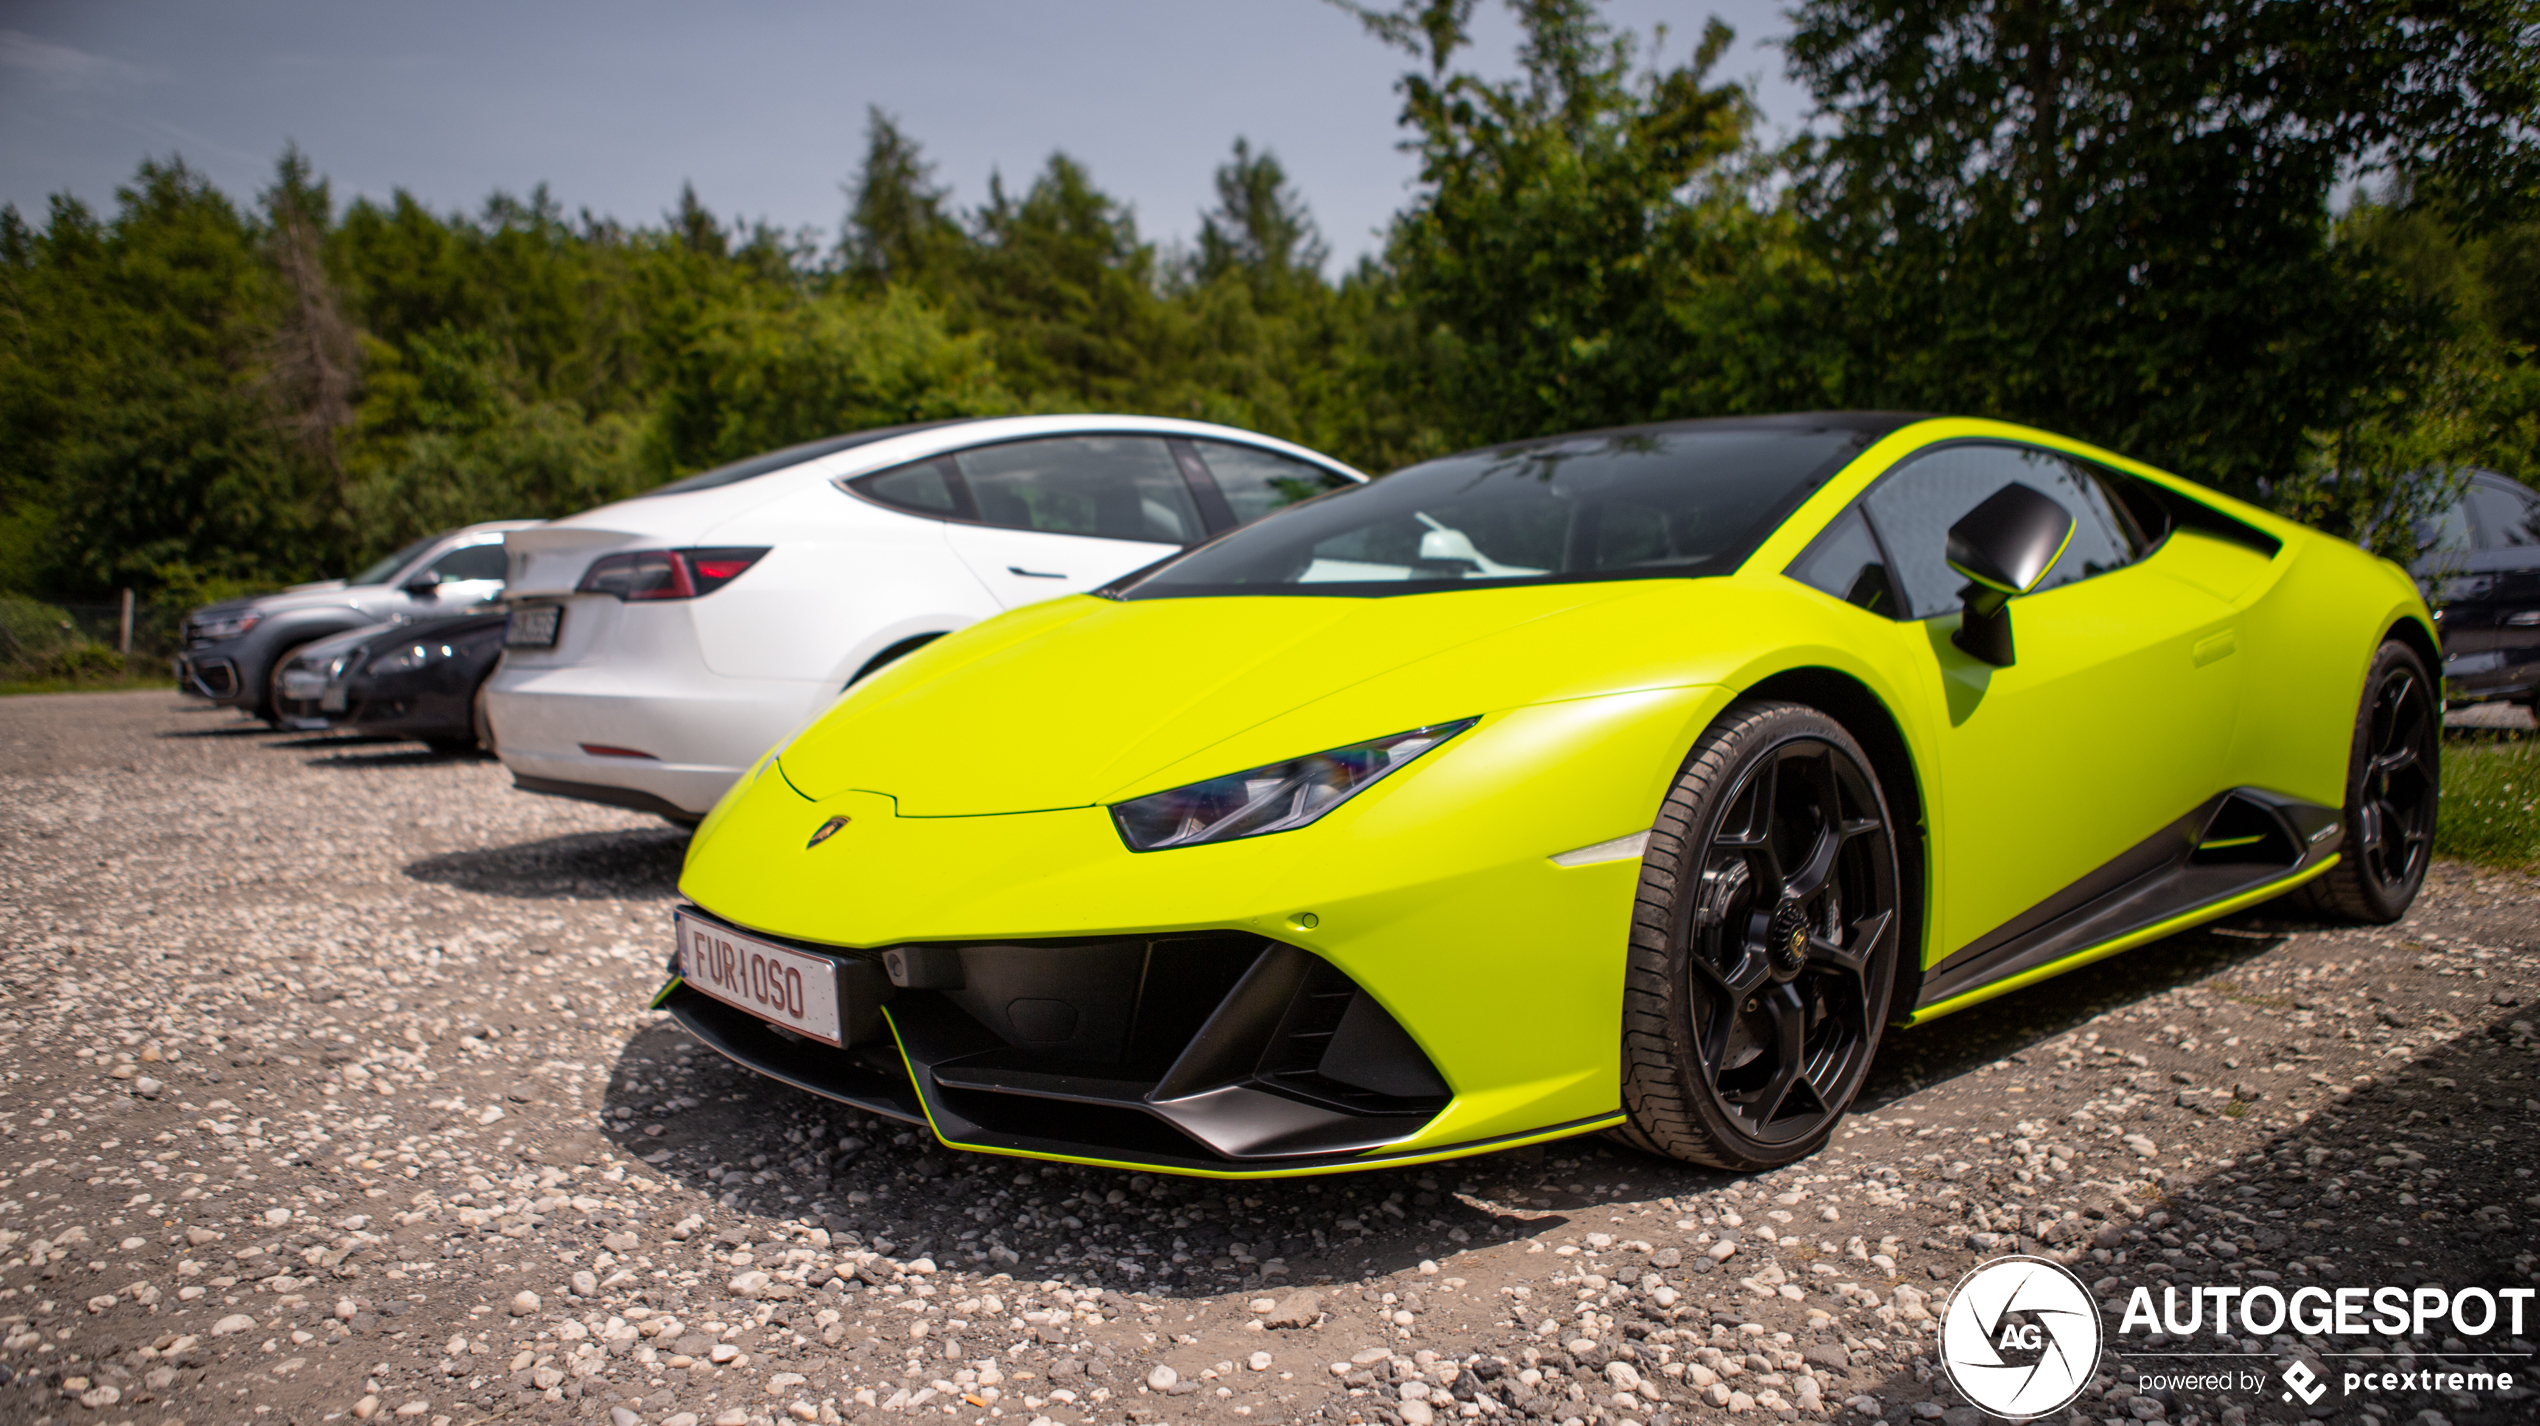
xmin=1938 ymin=1256 xmax=2105 ymax=1419
xmin=1938 ymin=1256 xmax=2532 ymax=1414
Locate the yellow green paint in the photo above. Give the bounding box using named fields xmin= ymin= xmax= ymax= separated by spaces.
xmin=673 ymin=416 xmax=2431 ymax=1176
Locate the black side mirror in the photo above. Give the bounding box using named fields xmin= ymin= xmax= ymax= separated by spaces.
xmin=401 ymin=569 xmax=442 ymax=597
xmin=1945 ymin=482 xmax=2073 ymax=666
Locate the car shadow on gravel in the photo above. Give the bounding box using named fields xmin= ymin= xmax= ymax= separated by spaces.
xmin=1858 ymin=911 xmax=2328 ymax=1114
xmin=594 ymin=1015 xmax=1649 ymax=1307
xmin=404 ymin=825 xmax=689 ymax=899
xmin=2068 ymin=1001 xmax=2540 ymax=1426
xmin=302 ymin=743 xmax=491 ymax=766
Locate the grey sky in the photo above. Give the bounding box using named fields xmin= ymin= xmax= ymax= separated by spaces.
xmin=0 ymin=1 xmax=1808 ymax=268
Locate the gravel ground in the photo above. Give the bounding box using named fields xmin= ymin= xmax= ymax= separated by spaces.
xmin=1 ymin=691 xmax=2535 ymax=1426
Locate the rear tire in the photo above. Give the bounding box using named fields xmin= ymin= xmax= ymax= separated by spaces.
xmin=1619 ymin=700 xmax=1903 ymax=1171
xmin=2295 ymin=639 xmax=2439 ymax=923
xmin=471 ymin=677 xmax=497 ymax=755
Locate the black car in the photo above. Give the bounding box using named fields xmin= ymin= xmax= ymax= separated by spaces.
xmin=307 ymin=611 xmax=508 ymax=752
xmin=2418 ymin=470 xmax=2540 ymax=709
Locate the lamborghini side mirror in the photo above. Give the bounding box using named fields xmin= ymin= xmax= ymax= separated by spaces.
xmin=1945 ymin=482 xmax=2073 ymax=667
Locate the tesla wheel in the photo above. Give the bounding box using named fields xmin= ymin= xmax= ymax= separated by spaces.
xmin=1617 ymin=700 xmax=1903 ymax=1171
xmin=2296 ymin=640 xmax=2439 ymax=924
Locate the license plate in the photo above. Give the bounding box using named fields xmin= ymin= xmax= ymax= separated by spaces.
xmin=674 ymin=911 xmax=843 ymax=1045
xmin=319 ymin=684 xmax=348 ymax=713
xmin=506 ymin=605 xmax=562 ymax=649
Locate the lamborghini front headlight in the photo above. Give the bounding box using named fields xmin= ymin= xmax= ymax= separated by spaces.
xmin=1109 ymin=719 xmax=1477 ymax=852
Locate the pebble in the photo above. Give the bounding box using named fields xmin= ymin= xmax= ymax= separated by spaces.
xmin=3 ymin=692 xmax=2531 ymax=1426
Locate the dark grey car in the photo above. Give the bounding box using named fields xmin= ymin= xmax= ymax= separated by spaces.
xmin=176 ymin=521 xmax=536 ymax=723
xmin=2417 ymin=470 xmax=2540 ymax=709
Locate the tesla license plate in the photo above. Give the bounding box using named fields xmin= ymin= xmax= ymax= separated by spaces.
xmin=505 ymin=605 xmax=562 ymax=649
xmin=674 ymin=912 xmax=843 ymax=1046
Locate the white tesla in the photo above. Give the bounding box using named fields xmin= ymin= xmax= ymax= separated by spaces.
xmin=487 ymin=415 xmax=1367 ymax=820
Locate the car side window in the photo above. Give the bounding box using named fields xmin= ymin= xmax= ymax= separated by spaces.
xmin=1858 ymin=443 xmax=2149 ymax=621
xmin=1784 ymin=506 xmax=1902 ymax=616
xmin=1188 ymin=441 xmax=1356 ymax=524
xmin=849 ymin=457 xmax=968 ymax=518
xmin=429 ymin=543 xmax=509 ymax=583
xmin=2468 ymin=481 xmax=2540 ymax=548
xmin=953 ymin=436 xmax=1203 ymax=544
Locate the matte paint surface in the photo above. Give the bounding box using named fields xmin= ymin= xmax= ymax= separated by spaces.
xmin=680 ymin=417 xmax=2433 ymax=1171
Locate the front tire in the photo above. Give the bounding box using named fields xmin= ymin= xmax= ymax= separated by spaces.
xmin=1618 ymin=700 xmax=1903 ymax=1171
xmin=2296 ymin=639 xmax=2439 ymax=923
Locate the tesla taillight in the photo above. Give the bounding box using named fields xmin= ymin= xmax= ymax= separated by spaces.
xmin=576 ymin=547 xmax=769 ymax=601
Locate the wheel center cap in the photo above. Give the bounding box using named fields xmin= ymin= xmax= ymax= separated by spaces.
xmin=1766 ymin=901 xmax=1810 ymax=981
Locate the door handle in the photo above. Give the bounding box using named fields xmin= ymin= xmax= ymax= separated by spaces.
xmin=1006 ymin=567 xmax=1067 ymax=579
xmin=2507 ymin=610 xmax=2540 ymax=627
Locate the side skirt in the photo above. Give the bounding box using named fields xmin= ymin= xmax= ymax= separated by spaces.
xmin=1911 ymin=787 xmax=2341 ymax=1019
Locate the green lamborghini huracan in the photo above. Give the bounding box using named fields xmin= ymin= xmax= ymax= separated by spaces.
xmin=656 ymin=414 xmax=2438 ymax=1177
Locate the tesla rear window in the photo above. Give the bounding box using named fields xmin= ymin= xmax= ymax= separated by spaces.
xmin=1112 ymin=422 xmax=1876 ymax=598
xmin=641 ymin=420 xmax=975 ymax=497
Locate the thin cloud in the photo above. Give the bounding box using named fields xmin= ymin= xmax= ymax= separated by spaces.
xmin=0 ymin=29 xmax=152 ymax=86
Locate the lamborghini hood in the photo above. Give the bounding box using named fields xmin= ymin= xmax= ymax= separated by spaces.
xmin=776 ymin=581 xmax=1739 ymax=816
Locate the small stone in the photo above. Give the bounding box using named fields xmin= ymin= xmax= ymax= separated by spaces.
xmin=1262 ymin=1290 xmax=1322 ymax=1328
xmin=1247 ymin=1297 xmax=1277 ymax=1314
xmin=510 ymin=1291 xmax=541 ymax=1316
xmin=571 ymin=1270 xmax=599 ymax=1297
xmin=1147 ymin=1365 xmax=1179 ymax=1391
xmin=394 ymin=1404 xmax=429 ymax=1419
xmin=710 ymin=1343 xmax=740 ymax=1364
xmin=715 ymin=1413 xmax=751 ymax=1426
xmin=1248 ymin=1351 xmax=1272 ymax=1371
xmin=730 ymin=1270 xmax=772 ymax=1298
xmin=354 ymin=1396 xmax=381 ymax=1420
xmin=132 ymin=1076 xmax=162 ymax=1097
xmin=1606 ymin=1362 xmax=1643 ymax=1392
xmin=611 ymin=1408 xmax=641 ymax=1426
xmin=212 ymin=1313 xmax=256 ymax=1336
xmin=1400 ymin=1401 xmax=1435 ymax=1426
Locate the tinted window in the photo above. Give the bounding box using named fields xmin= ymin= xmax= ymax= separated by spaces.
xmin=1785 ymin=506 xmax=1900 ymax=616
xmin=1191 ymin=441 xmax=1356 ymax=523
xmin=1119 ymin=424 xmax=1873 ymax=598
xmin=955 ymin=436 xmax=1201 ymax=544
xmin=645 ymin=420 xmax=973 ymax=498
xmin=429 ymin=543 xmax=509 ymax=583
xmin=351 ymin=533 xmax=442 ymax=587
xmin=1861 ymin=444 xmax=2149 ymax=620
xmin=2469 ymin=480 xmax=2540 ymax=548
xmin=2421 ymin=498 xmax=2473 ymax=560
xmin=850 ymin=458 xmax=965 ymax=518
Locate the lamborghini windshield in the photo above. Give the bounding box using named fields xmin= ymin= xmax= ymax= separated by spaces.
xmin=1115 ymin=420 xmax=1878 ymax=599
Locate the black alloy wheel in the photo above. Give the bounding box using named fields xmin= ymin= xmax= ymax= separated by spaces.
xmin=2301 ymin=640 xmax=2439 ymax=923
xmin=1619 ymin=700 xmax=1902 ymax=1171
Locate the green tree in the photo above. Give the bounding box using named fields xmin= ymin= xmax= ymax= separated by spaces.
xmin=1783 ymin=0 xmax=2540 ymax=526
xmin=1336 ymin=0 xmax=1775 ymax=447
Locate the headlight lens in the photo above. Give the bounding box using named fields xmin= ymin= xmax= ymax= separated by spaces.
xmin=1109 ymin=718 xmax=1477 ymax=851
xmin=190 ymin=611 xmax=261 ymax=641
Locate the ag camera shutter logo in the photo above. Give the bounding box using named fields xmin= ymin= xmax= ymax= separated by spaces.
xmin=1939 ymin=1255 xmax=2105 ymax=1418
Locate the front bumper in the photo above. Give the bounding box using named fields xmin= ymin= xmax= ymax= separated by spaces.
xmin=670 ymin=685 xmax=1730 ymax=1174
xmin=174 ymin=651 xmax=240 ymax=701
xmin=655 ymin=911 xmax=1585 ymax=1176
